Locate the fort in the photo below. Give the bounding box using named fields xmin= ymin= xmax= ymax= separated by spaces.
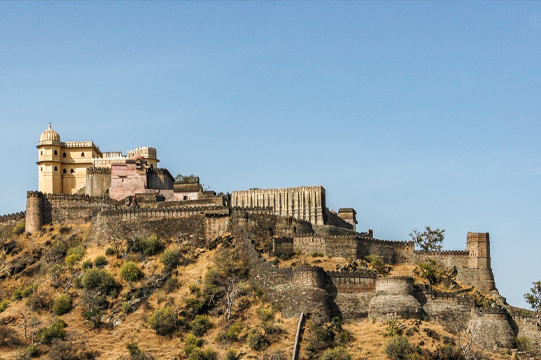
xmin=0 ymin=125 xmax=538 ymax=352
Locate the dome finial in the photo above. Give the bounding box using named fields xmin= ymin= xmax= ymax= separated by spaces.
xmin=48 ymin=123 xmax=51 ymax=130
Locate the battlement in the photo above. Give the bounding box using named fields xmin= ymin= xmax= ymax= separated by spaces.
xmin=360 ymin=237 xmax=415 ymax=249
xmin=467 ymin=232 xmax=489 ymax=242
xmin=127 ymin=147 xmax=157 ymax=159
xmin=415 ymin=250 xmax=469 ymax=256
xmin=0 ymin=211 xmax=26 ymax=223
xmin=175 ymin=177 xmax=200 ymax=184
xmin=27 ymin=190 xmax=44 ymax=198
xmin=232 ymin=185 xmax=325 ymax=196
xmin=87 ymin=167 xmax=111 ymax=174
xmin=61 ymin=141 xmax=99 ymax=149
xmin=326 ymin=270 xmax=378 ymax=279
xmin=472 ymin=307 xmax=508 ymax=316
xmin=100 ymin=205 xmax=231 ymax=219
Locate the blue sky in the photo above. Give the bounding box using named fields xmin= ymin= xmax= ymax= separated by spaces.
xmin=1 ymin=2 xmax=540 ymax=308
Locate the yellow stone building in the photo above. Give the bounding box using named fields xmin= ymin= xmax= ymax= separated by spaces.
xmin=37 ymin=124 xmax=159 ymax=194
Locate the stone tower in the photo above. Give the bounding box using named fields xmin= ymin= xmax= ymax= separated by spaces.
xmin=467 ymin=232 xmax=491 ymax=269
xmin=25 ymin=191 xmax=43 ymax=233
xmin=37 ymin=124 xmax=62 ymax=194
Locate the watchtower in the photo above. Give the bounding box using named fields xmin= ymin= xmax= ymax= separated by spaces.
xmin=467 ymin=232 xmax=491 ymax=269
xmin=37 ymin=124 xmax=62 ymax=194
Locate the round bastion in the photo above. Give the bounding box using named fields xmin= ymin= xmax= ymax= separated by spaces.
xmin=468 ymin=307 xmax=515 ymax=349
xmin=369 ymin=276 xmax=423 ymax=321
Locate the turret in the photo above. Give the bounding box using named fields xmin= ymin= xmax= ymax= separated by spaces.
xmin=25 ymin=191 xmax=43 ymax=233
xmin=467 ymin=232 xmax=491 ymax=269
xmin=37 ymin=124 xmax=62 ymax=194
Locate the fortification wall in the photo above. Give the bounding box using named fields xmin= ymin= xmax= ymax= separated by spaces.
xmin=231 ymin=186 xmax=326 ymax=225
xmin=87 ymin=209 xmax=231 ymax=247
xmin=86 ymin=167 xmax=111 ymax=197
xmin=326 ymin=271 xmax=378 ymax=319
xmin=510 ymin=310 xmax=541 ymax=352
xmin=469 ymin=307 xmax=515 ymax=349
xmin=0 ymin=211 xmax=26 ymax=238
xmin=324 ymin=209 xmax=353 ymax=230
xmin=359 ymin=238 xmax=415 ymax=264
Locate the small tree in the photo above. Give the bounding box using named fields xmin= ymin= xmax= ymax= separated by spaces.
xmin=524 ymin=281 xmax=541 ymax=311
xmin=409 ymin=226 xmax=445 ymax=251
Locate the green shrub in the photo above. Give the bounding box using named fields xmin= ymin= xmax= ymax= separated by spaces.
xmin=11 ymin=289 xmax=23 ymax=301
xmin=191 ymin=315 xmax=212 ymax=336
xmin=122 ymin=301 xmax=131 ymax=314
xmin=59 ymin=226 xmax=71 ymax=235
xmin=81 ymin=259 xmax=93 ymax=270
xmin=83 ymin=310 xmax=103 ymax=329
xmin=12 ymin=222 xmax=25 ymax=236
xmin=164 ymin=277 xmax=179 ymax=293
xmin=311 ymin=252 xmax=324 ymax=258
xmin=65 ymin=254 xmax=80 ymax=267
xmin=38 ymin=319 xmax=67 ymax=344
xmin=127 ymin=234 xmax=162 ymax=255
xmin=257 ymin=307 xmax=274 ymax=323
xmin=224 ymin=349 xmax=238 ymax=360
xmin=385 ymin=336 xmax=414 ymax=360
xmin=187 ymin=347 xmax=217 ymax=360
xmin=247 ymin=330 xmax=269 ymax=351
xmin=0 ymin=299 xmax=9 ymax=312
xmin=67 ymin=244 xmax=86 ymax=259
xmin=515 ymin=336 xmax=533 ymax=352
xmin=105 ymin=247 xmax=116 ymax=256
xmin=120 ymin=261 xmax=143 ymax=281
xmin=52 ymin=293 xmax=72 ymax=315
xmin=26 ymin=343 xmax=38 ymax=357
xmin=148 ymin=306 xmax=177 ymax=335
xmin=94 ymin=255 xmax=107 ymax=267
xmin=320 ymin=346 xmax=351 ymax=360
xmin=127 ymin=343 xmax=142 ymax=356
xmin=185 ymin=333 xmax=204 ymax=348
xmin=225 ymin=322 xmax=243 ymax=341
xmin=160 ymin=249 xmax=178 ymax=267
xmin=81 ymin=268 xmax=117 ymax=294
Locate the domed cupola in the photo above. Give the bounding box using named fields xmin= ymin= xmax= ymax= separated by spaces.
xmin=39 ymin=123 xmax=60 ymax=145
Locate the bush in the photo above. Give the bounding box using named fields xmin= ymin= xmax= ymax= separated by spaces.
xmin=258 ymin=307 xmax=274 ymax=323
xmin=190 ymin=315 xmax=212 ymax=336
xmin=311 ymin=252 xmax=324 ymax=258
xmin=385 ymin=336 xmax=414 ymax=360
xmin=105 ymin=247 xmax=116 ymax=256
xmin=38 ymin=319 xmax=67 ymax=344
xmin=160 ymin=249 xmax=178 ymax=267
xmin=67 ymin=244 xmax=86 ymax=259
xmin=164 ymin=277 xmax=179 ymax=293
xmin=52 ymin=293 xmax=72 ymax=315
xmin=122 ymin=301 xmax=131 ymax=314
xmin=26 ymin=344 xmax=39 ymax=357
xmin=83 ymin=310 xmax=103 ymax=329
xmin=185 ymin=333 xmax=204 ymax=348
xmin=127 ymin=234 xmax=162 ymax=256
xmin=12 ymin=285 xmax=35 ymax=301
xmin=59 ymin=226 xmax=71 ymax=235
xmin=0 ymin=299 xmax=8 ymax=312
xmin=224 ymin=349 xmax=238 ymax=360
xmin=148 ymin=306 xmax=177 ymax=335
xmin=65 ymin=254 xmax=80 ymax=267
xmin=11 ymin=289 xmax=23 ymax=301
xmin=120 ymin=261 xmax=143 ymax=281
xmin=94 ymin=255 xmax=107 ymax=267
xmin=12 ymin=222 xmax=25 ymax=236
xmin=187 ymin=347 xmax=217 ymax=360
xmin=247 ymin=330 xmax=269 ymax=351
xmin=81 ymin=259 xmax=93 ymax=270
xmin=320 ymin=346 xmax=351 ymax=360
xmin=365 ymin=254 xmax=388 ymax=274
xmin=515 ymin=336 xmax=533 ymax=352
xmin=81 ymin=268 xmax=117 ymax=294
xmin=225 ymin=322 xmax=243 ymax=341
xmin=127 ymin=343 xmax=142 ymax=356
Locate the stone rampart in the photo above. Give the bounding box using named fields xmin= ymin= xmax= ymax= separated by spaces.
xmin=369 ymin=277 xmax=423 ymax=322
xmin=509 ymin=309 xmax=541 ymax=352
xmin=86 ymin=167 xmax=111 ymax=196
xmin=0 ymin=211 xmax=26 ymax=223
xmin=469 ymin=307 xmax=515 ymax=349
xmin=359 ymin=237 xmax=415 ymax=264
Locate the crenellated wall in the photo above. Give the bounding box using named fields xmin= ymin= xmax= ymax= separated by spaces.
xmin=469 ymin=307 xmax=515 ymax=349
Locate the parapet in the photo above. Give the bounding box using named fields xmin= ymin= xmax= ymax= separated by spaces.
xmin=414 ymin=250 xmax=469 ymax=257
xmin=467 ymin=232 xmax=489 ymax=242
xmin=375 ymin=276 xmax=415 ymax=295
xmin=0 ymin=211 xmax=26 ymax=223
xmin=27 ymin=190 xmax=44 ymax=198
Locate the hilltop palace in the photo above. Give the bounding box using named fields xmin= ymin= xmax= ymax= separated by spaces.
xmin=0 ymin=124 xmax=532 ymax=350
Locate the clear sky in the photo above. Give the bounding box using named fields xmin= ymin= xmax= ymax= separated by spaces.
xmin=1 ymin=1 xmax=539 ymax=308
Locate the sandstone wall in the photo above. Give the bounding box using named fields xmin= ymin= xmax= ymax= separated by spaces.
xmin=232 ymin=186 xmax=326 ymax=225
xmin=86 ymin=167 xmax=111 ymax=197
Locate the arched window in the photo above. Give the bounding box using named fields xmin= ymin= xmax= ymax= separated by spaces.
xmin=40 ymin=167 xmax=43 ymax=172
xmin=40 ymin=151 xmax=43 ymax=156
xmin=183 ymin=195 xmax=188 ymax=200
xmin=54 ymin=150 xmax=57 ymax=156
xmin=150 ymin=164 xmax=154 ymax=168
xmin=63 ymin=169 xmax=66 ymax=174
xmin=63 ymin=153 xmax=66 ymax=158
xmin=71 ymin=169 xmax=75 ymax=173
xmin=54 ymin=166 xmax=58 ymax=172
xmin=81 ymin=152 xmax=85 ymax=157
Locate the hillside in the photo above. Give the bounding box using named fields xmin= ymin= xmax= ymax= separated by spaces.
xmin=0 ymin=219 xmax=532 ymax=360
